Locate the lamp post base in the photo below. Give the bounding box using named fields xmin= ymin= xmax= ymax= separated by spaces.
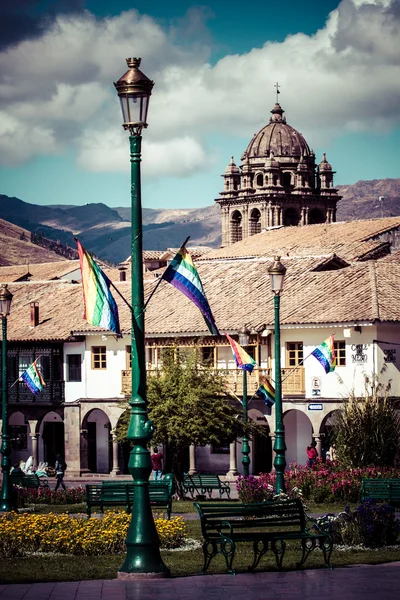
xmin=118 ymin=571 xmax=169 ymax=580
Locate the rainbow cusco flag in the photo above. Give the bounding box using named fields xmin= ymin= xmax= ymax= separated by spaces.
xmin=311 ymin=335 xmax=336 ymax=374
xmin=76 ymin=239 xmax=120 ymax=335
xmin=225 ymin=332 xmax=257 ymax=373
xmin=256 ymin=378 xmax=275 ymax=407
xmin=162 ymin=245 xmax=219 ymax=335
xmin=21 ymin=360 xmax=45 ymax=394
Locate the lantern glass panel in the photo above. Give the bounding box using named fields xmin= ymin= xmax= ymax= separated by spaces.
xmin=119 ymin=93 xmax=150 ymax=126
xmin=0 ymin=298 xmax=11 ymax=316
xmin=270 ymin=272 xmax=285 ymax=294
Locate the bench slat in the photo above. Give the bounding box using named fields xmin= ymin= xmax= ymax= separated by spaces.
xmin=194 ymin=498 xmax=332 ymax=573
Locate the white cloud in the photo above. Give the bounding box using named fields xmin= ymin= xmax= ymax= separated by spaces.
xmin=78 ymin=127 xmax=207 ymax=178
xmin=0 ymin=1 xmax=399 ymax=173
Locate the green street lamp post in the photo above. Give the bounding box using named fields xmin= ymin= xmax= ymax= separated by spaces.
xmin=114 ymin=58 xmax=170 ymax=578
xmin=238 ymin=326 xmax=251 ymax=475
xmin=268 ymin=257 xmax=287 ymax=494
xmin=0 ymin=283 xmax=13 ymax=512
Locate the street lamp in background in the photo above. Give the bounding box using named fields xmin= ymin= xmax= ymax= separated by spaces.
xmin=267 ymin=257 xmax=287 ymax=494
xmin=238 ymin=326 xmax=251 ymax=475
xmin=0 ymin=283 xmax=13 ymax=512
xmin=114 ymin=58 xmax=169 ymax=578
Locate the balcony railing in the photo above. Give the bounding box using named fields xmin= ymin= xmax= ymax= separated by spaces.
xmin=121 ymin=367 xmax=305 ymax=397
xmin=8 ymin=381 xmax=65 ymax=404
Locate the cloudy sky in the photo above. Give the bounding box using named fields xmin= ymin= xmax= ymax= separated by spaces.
xmin=0 ymin=0 xmax=399 ymax=209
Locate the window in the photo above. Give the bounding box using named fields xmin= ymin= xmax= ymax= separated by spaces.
xmin=334 ymin=341 xmax=346 ymax=366
xmin=246 ymin=346 xmax=256 ymax=360
xmin=286 ymin=342 xmax=303 ymax=367
xmin=92 ymin=346 xmax=106 ymax=370
xmin=67 ymin=354 xmax=82 ymax=382
xmin=126 ymin=346 xmax=132 ymax=369
xmin=201 ymin=347 xmax=214 ymax=365
xmin=211 ymin=443 xmax=230 ymax=454
xmin=10 ymin=425 xmax=28 ymax=450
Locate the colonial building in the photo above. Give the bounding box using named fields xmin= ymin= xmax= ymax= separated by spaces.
xmin=216 ymin=99 xmax=341 ymax=246
xmin=2 ymin=217 xmax=400 ymax=477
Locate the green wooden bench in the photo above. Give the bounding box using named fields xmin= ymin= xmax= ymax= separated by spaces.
xmin=194 ymin=498 xmax=333 ymax=574
xmin=86 ymin=477 xmax=174 ymax=518
xmin=361 ymin=478 xmax=400 ymax=507
xmin=11 ymin=472 xmax=49 ymax=489
xmin=183 ymin=474 xmax=231 ymax=499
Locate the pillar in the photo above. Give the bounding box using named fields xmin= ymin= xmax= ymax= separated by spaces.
xmin=28 ymin=420 xmax=39 ymax=465
xmin=111 ymin=433 xmax=120 ymax=476
xmin=221 ymin=206 xmax=230 ymax=247
xmin=269 ymin=433 xmax=276 ymax=467
xmin=188 ymin=444 xmax=197 ymax=475
xmin=312 ymin=433 xmax=324 ymax=459
xmin=226 ymin=440 xmax=238 ymax=478
xmin=30 ymin=434 xmax=39 ymax=467
xmin=242 ymin=205 xmax=249 ymax=239
xmin=63 ymin=404 xmax=81 ymax=477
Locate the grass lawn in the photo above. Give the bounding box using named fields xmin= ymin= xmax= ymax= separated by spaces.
xmin=1 ymin=515 xmax=400 ymax=584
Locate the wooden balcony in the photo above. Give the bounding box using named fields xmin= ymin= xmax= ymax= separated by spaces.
xmin=121 ymin=367 xmax=305 ymax=397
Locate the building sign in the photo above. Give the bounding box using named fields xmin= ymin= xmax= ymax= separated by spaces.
xmin=308 ymin=403 xmax=323 ymax=411
xmin=383 ymin=348 xmax=396 ymax=363
xmin=351 ymin=343 xmax=368 ymax=364
xmin=311 ymin=376 xmax=321 ymax=397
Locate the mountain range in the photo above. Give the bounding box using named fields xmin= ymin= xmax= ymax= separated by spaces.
xmin=0 ymin=178 xmax=399 ymax=265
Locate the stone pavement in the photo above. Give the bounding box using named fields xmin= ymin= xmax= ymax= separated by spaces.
xmin=0 ymin=563 xmax=399 ymax=600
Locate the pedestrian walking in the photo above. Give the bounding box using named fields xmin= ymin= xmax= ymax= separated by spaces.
xmin=151 ymin=447 xmax=163 ymax=481
xmin=54 ymin=454 xmax=67 ymax=490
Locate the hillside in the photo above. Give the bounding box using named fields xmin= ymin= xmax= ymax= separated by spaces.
xmin=0 ymin=178 xmax=399 ymax=264
xmin=336 ymin=178 xmax=400 ymax=220
xmin=0 ymin=219 xmax=72 ymax=266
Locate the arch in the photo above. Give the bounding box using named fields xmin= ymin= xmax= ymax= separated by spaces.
xmin=230 ymin=210 xmax=243 ymax=244
xmin=255 ymin=173 xmax=264 ymax=187
xmin=283 ymin=208 xmax=300 ymax=226
xmin=249 ymin=208 xmax=261 ymax=236
xmin=282 ymin=172 xmax=292 ymax=188
xmin=81 ymin=408 xmax=112 ymax=474
xmin=249 ymin=408 xmax=272 ymax=474
xmin=309 ymin=208 xmax=325 ymax=224
xmin=320 ymin=409 xmax=341 ymax=459
xmin=283 ymin=409 xmax=313 ymax=466
xmin=40 ymin=411 xmax=64 ymax=467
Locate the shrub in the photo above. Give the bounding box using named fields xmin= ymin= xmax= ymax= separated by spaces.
xmin=16 ymin=486 xmax=85 ymax=507
xmin=332 ymin=373 xmax=400 ymax=467
xmin=0 ymin=512 xmax=187 ymax=557
xmin=327 ymin=501 xmax=400 ymax=548
xmin=238 ymin=461 xmax=400 ymax=505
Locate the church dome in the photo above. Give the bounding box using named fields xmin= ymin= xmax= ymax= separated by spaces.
xmin=244 ymin=102 xmax=311 ymax=159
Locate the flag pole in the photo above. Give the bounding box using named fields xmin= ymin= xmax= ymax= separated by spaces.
xmin=143 ymin=236 xmax=190 ymax=310
xmin=109 ymin=281 xmax=134 ymax=313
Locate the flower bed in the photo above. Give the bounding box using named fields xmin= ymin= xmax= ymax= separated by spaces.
xmin=237 ymin=461 xmax=400 ymax=504
xmin=319 ymin=501 xmax=400 ymax=548
xmin=16 ymin=486 xmax=86 ymax=506
xmin=0 ymin=512 xmax=187 ymax=557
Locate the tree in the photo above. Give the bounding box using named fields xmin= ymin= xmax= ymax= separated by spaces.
xmin=117 ymin=347 xmax=258 ymax=478
xmin=332 ymin=370 xmax=400 ymax=467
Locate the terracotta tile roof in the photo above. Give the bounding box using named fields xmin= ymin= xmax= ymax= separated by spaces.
xmin=201 ymin=217 xmax=400 ymax=262
xmin=0 ymin=260 xmax=80 ymax=282
xmin=143 ymin=251 xmax=165 ymax=260
xmin=3 ymin=255 xmax=400 ymax=342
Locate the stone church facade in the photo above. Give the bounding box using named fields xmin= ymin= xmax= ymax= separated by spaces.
xmin=216 ymin=100 xmax=341 ymax=246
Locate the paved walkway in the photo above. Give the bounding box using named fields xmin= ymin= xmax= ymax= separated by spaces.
xmin=0 ymin=563 xmax=399 ymax=600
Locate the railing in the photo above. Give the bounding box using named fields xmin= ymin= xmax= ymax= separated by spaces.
xmin=8 ymin=381 xmax=65 ymax=404
xmin=121 ymin=367 xmax=305 ymax=397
